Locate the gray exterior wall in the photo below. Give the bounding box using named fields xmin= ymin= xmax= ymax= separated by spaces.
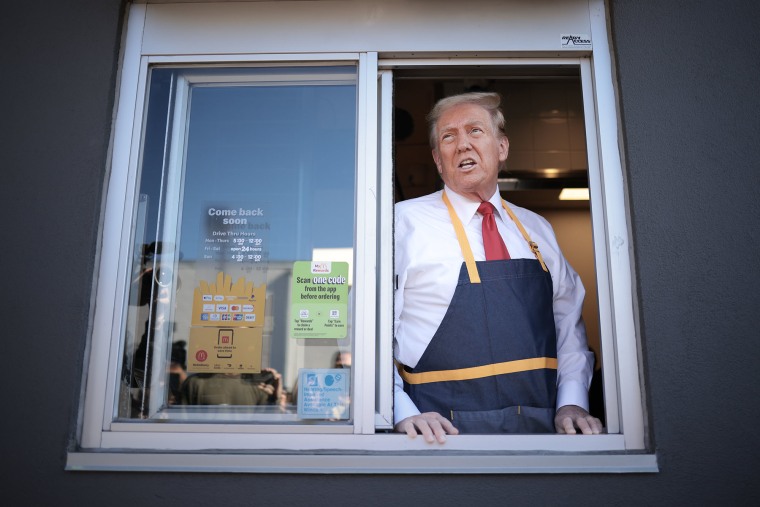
xmin=2 ymin=0 xmax=758 ymax=505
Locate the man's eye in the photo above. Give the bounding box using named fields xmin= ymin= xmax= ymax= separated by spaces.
xmin=471 ymin=127 xmax=483 ymax=134
xmin=441 ymin=134 xmax=454 ymax=142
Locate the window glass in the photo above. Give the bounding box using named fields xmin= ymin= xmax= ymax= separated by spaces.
xmin=118 ymin=66 xmax=358 ymax=424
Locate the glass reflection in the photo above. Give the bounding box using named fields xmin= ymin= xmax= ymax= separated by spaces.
xmin=119 ymin=66 xmax=357 ymax=423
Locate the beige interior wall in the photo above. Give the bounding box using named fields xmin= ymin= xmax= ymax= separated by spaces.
xmin=537 ymin=208 xmax=601 ymax=369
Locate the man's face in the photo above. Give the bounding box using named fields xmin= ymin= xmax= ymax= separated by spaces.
xmin=432 ymin=103 xmax=509 ymax=201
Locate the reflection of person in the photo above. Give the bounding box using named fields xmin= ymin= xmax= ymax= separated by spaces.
xmin=180 ymin=368 xmax=283 ymax=406
xmin=168 ymin=340 xmax=188 ymax=405
xmin=124 ymin=242 xmax=178 ymax=417
xmin=393 ymin=92 xmax=602 ymax=442
xmin=332 ymin=350 xmax=351 ymax=369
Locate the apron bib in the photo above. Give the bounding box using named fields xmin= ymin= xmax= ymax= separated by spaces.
xmin=399 ymin=191 xmax=558 ymax=433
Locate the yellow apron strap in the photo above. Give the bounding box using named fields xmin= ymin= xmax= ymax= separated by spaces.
xmin=441 ymin=191 xmax=549 ymax=281
xmin=397 ymin=357 xmax=558 ymax=385
xmin=442 ymin=190 xmax=481 ymax=284
xmin=501 ymin=199 xmax=549 ymax=273
xmin=404 ymin=192 xmax=553 ymax=387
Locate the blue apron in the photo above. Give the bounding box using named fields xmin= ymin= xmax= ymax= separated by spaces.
xmin=399 ymin=191 xmax=558 ymax=433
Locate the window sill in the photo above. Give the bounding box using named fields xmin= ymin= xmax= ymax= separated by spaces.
xmin=67 ymin=434 xmax=658 ymax=474
xmin=67 ymin=449 xmax=657 ymax=474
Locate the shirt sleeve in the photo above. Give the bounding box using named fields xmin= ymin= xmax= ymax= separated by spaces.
xmin=393 ymin=203 xmax=408 ymax=337
xmin=546 ymin=225 xmax=595 ymax=411
xmin=392 ymin=206 xmax=422 ymax=424
xmin=393 ymin=367 xmax=421 ymax=425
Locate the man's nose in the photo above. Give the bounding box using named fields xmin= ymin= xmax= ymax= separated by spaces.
xmin=457 ymin=135 xmax=471 ymax=151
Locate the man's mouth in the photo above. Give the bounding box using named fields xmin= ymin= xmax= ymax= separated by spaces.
xmin=458 ymin=158 xmax=476 ymax=169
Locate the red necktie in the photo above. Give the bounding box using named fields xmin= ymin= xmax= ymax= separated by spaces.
xmin=478 ymin=201 xmax=510 ymax=260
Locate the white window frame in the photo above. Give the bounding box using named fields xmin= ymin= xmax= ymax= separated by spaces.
xmin=112 ymin=65 xmax=366 ymax=425
xmin=69 ymin=0 xmax=656 ymax=473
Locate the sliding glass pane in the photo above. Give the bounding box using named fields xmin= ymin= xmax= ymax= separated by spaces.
xmin=118 ymin=65 xmax=357 ymax=425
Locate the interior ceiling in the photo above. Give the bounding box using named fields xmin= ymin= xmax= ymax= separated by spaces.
xmin=393 ymin=69 xmax=590 ymax=210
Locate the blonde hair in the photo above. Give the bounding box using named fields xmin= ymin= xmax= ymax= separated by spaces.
xmin=426 ymin=92 xmax=506 ymax=149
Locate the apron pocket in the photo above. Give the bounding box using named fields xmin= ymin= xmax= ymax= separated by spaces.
xmin=453 ymin=405 xmax=555 ymax=434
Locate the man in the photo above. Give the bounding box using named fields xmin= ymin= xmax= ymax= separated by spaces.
xmin=393 ymin=92 xmax=602 ymax=443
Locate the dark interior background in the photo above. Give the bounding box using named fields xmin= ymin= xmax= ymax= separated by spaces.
xmin=392 ymin=69 xmax=604 ymax=421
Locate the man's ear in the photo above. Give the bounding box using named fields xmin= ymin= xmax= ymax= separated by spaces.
xmin=432 ymin=149 xmax=442 ymax=174
xmin=498 ymin=136 xmax=510 ymax=162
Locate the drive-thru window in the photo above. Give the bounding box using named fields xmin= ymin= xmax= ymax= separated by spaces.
xmin=70 ymin=0 xmax=654 ymax=473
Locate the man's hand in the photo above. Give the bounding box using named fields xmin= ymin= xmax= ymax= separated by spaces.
xmin=554 ymin=405 xmax=603 ymax=435
xmin=394 ymin=412 xmax=459 ymax=443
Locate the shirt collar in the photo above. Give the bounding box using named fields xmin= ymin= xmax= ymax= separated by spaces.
xmin=443 ymin=184 xmax=504 ymax=224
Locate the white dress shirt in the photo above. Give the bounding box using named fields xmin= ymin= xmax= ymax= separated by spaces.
xmin=393 ymin=185 xmax=595 ymax=425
